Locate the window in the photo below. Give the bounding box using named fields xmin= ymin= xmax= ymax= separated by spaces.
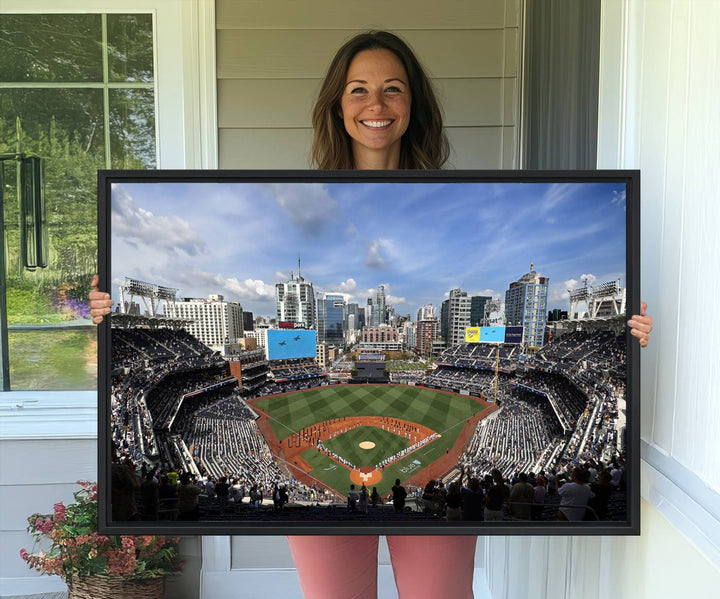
xmin=0 ymin=13 xmax=156 ymax=390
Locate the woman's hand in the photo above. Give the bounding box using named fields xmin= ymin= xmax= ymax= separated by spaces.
xmin=89 ymin=274 xmax=114 ymax=324
xmin=627 ymin=301 xmax=652 ymax=347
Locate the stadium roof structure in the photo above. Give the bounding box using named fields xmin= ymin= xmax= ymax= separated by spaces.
xmin=568 ymin=279 xmax=625 ymax=322
xmin=119 ymin=276 xmax=178 ymax=318
xmin=110 ymin=312 xmax=194 ymax=330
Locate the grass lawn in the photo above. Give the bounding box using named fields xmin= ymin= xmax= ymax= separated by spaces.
xmin=323 ymin=426 xmax=409 ymax=467
xmin=255 ymin=385 xmax=486 ymax=495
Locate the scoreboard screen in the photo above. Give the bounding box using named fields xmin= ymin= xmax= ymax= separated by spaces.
xmin=267 ymin=329 xmax=317 ymax=360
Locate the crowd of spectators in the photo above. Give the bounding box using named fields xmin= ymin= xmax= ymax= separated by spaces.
xmin=110 ymin=321 xmax=628 ymax=521
xmin=416 ymin=329 xmax=627 ymax=497
xmin=110 ymin=324 xmax=327 ymax=518
xmin=462 ymin=393 xmax=558 ymax=478
xmin=405 ymin=457 xmax=627 ymax=522
xmin=438 ymin=343 xmax=520 ymax=371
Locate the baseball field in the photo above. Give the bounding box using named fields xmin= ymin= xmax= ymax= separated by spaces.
xmin=250 ymin=384 xmax=493 ymax=496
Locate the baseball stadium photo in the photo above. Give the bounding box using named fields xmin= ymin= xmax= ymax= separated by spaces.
xmin=102 ymin=173 xmax=633 ymax=530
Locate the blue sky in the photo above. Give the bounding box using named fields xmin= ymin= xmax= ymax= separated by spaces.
xmin=110 ymin=180 xmax=627 ymax=319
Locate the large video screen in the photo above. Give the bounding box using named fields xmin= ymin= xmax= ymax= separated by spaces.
xmin=267 ymin=329 xmax=317 ymax=361
xmin=98 ymin=170 xmax=640 ymax=536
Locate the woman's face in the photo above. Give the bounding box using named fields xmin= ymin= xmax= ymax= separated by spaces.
xmin=340 ymin=48 xmax=411 ymax=167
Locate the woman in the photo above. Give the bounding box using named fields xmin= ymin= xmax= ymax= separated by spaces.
xmin=90 ymin=29 xmax=653 ymax=599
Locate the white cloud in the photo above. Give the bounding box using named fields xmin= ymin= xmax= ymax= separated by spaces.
xmin=564 ymin=274 xmax=597 ymax=291
xmin=359 ymin=283 xmax=406 ymax=306
xmin=550 ymin=283 xmax=572 ymax=303
xmin=112 ymin=187 xmax=206 ymax=256
xmin=269 ymin=184 xmax=339 ymax=237
xmin=174 ymin=269 xmax=275 ymax=303
xmin=554 ymin=273 xmax=599 ymax=303
xmin=611 ymin=189 xmax=626 ymax=207
xmin=565 ymin=278 xmax=579 ymax=291
xmin=314 ymin=279 xmax=359 ymax=303
xmin=366 ymin=239 xmax=397 ymax=269
xmin=539 ymin=183 xmax=580 ymax=213
xmin=336 ymin=278 xmax=357 ymax=292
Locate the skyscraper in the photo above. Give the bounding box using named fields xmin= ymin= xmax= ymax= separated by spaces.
xmin=441 ymin=289 xmax=471 ymax=347
xmin=505 ymin=264 xmax=549 ymax=347
xmin=417 ymin=304 xmax=435 ymax=322
xmin=242 ymin=311 xmax=254 ymax=331
xmin=403 ymin=320 xmax=417 ymax=350
xmin=368 ymin=285 xmax=387 ymax=326
xmin=165 ymin=294 xmax=243 ymax=351
xmin=276 ymin=269 xmax=316 ymax=329
xmin=316 ymin=293 xmax=345 ymax=346
xmin=416 ymin=319 xmax=439 ymax=356
xmin=470 ymin=295 xmax=492 ymax=326
xmin=346 ymin=302 xmax=360 ymax=331
xmin=449 ymin=289 xmax=472 ymax=347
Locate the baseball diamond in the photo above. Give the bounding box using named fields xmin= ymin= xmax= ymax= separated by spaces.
xmin=249 ymin=384 xmax=496 ymax=496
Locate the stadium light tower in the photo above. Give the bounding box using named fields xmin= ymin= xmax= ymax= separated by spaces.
xmin=569 ymin=279 xmax=625 ymax=321
xmin=119 ymin=277 xmax=178 ymax=317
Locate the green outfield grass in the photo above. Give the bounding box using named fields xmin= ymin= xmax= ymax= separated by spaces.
xmin=255 ymin=385 xmax=486 ymax=495
xmin=323 ymin=426 xmax=409 ymax=467
xmin=300 ymin=449 xmax=355 ymax=494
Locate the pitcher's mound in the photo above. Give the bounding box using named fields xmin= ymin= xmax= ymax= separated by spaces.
xmin=359 ymin=441 xmax=375 ymax=449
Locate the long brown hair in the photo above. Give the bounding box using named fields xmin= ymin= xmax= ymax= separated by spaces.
xmin=311 ymin=31 xmax=449 ymax=170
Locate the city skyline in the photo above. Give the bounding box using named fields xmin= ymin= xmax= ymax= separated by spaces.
xmin=110 ymin=180 xmax=627 ymax=320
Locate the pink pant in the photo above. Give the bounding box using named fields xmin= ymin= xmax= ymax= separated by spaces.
xmin=287 ymin=535 xmax=477 ymax=599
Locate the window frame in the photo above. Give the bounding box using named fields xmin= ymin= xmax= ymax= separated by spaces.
xmin=0 ymin=0 xmax=216 ymax=410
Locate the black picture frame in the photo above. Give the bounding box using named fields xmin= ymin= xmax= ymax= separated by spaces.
xmin=98 ymin=169 xmax=640 ymax=536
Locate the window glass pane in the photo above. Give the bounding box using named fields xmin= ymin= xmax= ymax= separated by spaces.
xmin=8 ymin=329 xmax=97 ymax=390
xmin=110 ymin=89 xmax=156 ymax=169
xmin=1 ymin=89 xmax=104 ymax=278
xmin=2 ymin=89 xmax=103 ymax=390
xmin=0 ymin=14 xmax=103 ymax=82
xmin=107 ymin=14 xmax=154 ymax=83
xmin=0 ymin=89 xmax=107 ymax=163
xmin=1 ymin=13 xmax=156 ymax=391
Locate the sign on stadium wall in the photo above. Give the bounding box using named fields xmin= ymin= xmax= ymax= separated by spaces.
xmin=278 ymin=321 xmax=306 ymax=329
xmin=504 ymin=326 xmax=524 ymax=344
xmin=464 ymin=326 xmax=524 ymax=344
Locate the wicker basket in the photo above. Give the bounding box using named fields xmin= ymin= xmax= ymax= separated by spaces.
xmin=67 ymin=575 xmax=165 ymax=599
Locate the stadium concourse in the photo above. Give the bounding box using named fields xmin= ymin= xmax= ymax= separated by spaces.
xmin=109 ymin=317 xmax=627 ymax=523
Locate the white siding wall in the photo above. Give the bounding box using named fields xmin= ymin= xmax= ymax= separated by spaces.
xmin=216 ymin=0 xmax=522 ymax=169
xmin=486 ymin=1 xmax=720 ymax=597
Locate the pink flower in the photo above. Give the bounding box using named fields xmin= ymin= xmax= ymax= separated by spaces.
xmin=121 ymin=537 xmax=135 ymax=550
xmin=107 ymin=548 xmax=137 ymax=576
xmin=34 ymin=518 xmax=54 ymax=535
xmin=53 ymin=502 xmax=66 ymax=522
xmin=19 ymin=548 xmax=29 ymax=562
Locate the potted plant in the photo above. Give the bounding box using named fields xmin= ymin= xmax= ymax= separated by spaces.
xmin=20 ymin=480 xmax=182 ymax=599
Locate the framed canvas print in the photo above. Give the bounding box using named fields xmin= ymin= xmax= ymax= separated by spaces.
xmin=97 ymin=169 xmax=640 ymax=535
